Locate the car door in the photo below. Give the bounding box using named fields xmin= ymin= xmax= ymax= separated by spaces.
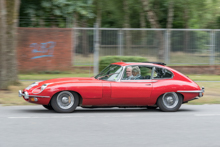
xmin=110 ymin=65 xmax=154 ymax=105
xmin=149 ymin=66 xmax=175 ymax=105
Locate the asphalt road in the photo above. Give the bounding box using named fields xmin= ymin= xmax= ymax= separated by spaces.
xmin=0 ymin=105 xmax=220 ymax=147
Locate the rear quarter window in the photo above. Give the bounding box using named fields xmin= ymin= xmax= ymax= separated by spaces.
xmin=154 ymin=67 xmax=173 ymax=79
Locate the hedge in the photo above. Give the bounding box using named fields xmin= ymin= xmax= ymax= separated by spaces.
xmin=99 ymin=56 xmax=147 ymax=71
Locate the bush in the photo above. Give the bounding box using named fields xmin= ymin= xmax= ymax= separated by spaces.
xmin=99 ymin=56 xmax=147 ymax=71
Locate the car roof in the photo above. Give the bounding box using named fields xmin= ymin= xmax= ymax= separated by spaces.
xmin=111 ymin=62 xmax=167 ymax=68
xmin=111 ymin=62 xmax=192 ymax=82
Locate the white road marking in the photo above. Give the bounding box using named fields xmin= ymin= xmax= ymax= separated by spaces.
xmin=7 ymin=115 xmax=134 ymax=119
xmin=8 ymin=116 xmax=83 ymax=119
xmin=195 ymin=114 xmax=220 ymax=116
xmin=9 ymin=113 xmax=220 ymax=119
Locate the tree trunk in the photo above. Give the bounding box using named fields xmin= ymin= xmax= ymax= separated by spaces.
xmin=141 ymin=0 xmax=164 ymax=60
xmin=82 ymin=20 xmax=89 ymax=57
xmin=73 ymin=12 xmax=79 ymax=59
xmin=184 ymin=7 xmax=189 ymax=52
xmin=166 ymin=1 xmax=174 ymax=29
xmin=6 ymin=0 xmax=19 ymax=84
xmin=0 ymin=0 xmax=19 ymax=89
xmin=0 ymin=0 xmax=8 ymax=89
xmin=140 ymin=7 xmax=146 ymax=46
xmin=123 ymin=0 xmax=131 ymax=55
xmin=96 ymin=0 xmax=102 ymax=48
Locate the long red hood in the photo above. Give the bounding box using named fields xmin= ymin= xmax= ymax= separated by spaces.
xmin=39 ymin=77 xmax=99 ymax=85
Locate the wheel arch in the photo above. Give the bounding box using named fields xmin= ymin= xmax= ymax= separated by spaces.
xmin=176 ymin=92 xmax=184 ymax=102
xmin=156 ymin=92 xmax=184 ymax=105
xmin=49 ymin=90 xmax=83 ymax=106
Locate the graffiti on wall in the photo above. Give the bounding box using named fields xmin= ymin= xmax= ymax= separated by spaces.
xmin=30 ymin=41 xmax=56 ymax=59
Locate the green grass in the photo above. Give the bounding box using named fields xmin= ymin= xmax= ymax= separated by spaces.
xmin=186 ymin=75 xmax=220 ymax=81
xmin=0 ymin=81 xmax=34 ymax=105
xmin=19 ymin=73 xmax=93 ymax=80
xmin=188 ymin=82 xmax=220 ymax=105
xmin=170 ymin=52 xmax=220 ymax=64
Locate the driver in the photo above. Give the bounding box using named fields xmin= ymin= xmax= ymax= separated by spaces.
xmin=123 ymin=66 xmax=133 ymax=80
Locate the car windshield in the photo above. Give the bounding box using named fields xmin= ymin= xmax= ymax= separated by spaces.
xmin=95 ymin=65 xmax=123 ymax=81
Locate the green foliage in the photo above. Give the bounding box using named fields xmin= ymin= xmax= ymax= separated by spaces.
xmin=19 ymin=0 xmax=220 ymax=29
xmin=99 ymin=56 xmax=147 ymax=71
xmin=19 ymin=0 xmax=95 ymax=27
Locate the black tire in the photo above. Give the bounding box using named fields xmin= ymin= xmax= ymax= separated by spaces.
xmin=146 ymin=106 xmax=158 ymax=109
xmin=51 ymin=91 xmax=79 ymax=113
xmin=42 ymin=104 xmax=53 ymax=110
xmin=157 ymin=92 xmax=182 ymax=112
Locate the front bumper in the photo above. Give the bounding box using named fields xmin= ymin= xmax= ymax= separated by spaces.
xmin=177 ymin=87 xmax=205 ymax=97
xmin=18 ymin=90 xmax=29 ymax=99
xmin=18 ymin=90 xmax=50 ymax=99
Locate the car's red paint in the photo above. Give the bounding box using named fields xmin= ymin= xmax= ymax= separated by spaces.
xmin=20 ymin=62 xmax=203 ymax=108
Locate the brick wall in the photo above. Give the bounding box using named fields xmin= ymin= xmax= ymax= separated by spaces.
xmin=17 ymin=28 xmax=73 ymax=73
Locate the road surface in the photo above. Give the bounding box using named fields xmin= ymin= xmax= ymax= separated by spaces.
xmin=0 ymin=105 xmax=220 ymax=147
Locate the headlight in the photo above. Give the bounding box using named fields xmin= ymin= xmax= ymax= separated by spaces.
xmin=41 ymin=84 xmax=48 ymax=91
xmin=26 ymin=82 xmax=39 ymax=90
xmin=32 ymin=83 xmax=52 ymax=94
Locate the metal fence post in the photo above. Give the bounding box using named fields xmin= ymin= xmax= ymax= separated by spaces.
xmin=210 ymin=30 xmax=215 ymax=65
xmin=118 ymin=29 xmax=123 ymax=56
xmin=165 ymin=29 xmax=170 ymax=64
xmin=94 ymin=23 xmax=100 ymax=75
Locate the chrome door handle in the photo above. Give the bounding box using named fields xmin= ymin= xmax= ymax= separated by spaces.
xmin=145 ymin=84 xmax=151 ymax=86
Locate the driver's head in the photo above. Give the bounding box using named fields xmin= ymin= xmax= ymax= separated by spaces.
xmin=126 ymin=66 xmax=132 ymax=77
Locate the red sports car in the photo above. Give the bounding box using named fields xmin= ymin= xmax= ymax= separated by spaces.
xmin=19 ymin=62 xmax=204 ymax=112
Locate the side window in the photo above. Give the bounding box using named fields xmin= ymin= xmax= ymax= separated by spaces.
xmin=153 ymin=67 xmax=173 ymax=79
xmin=122 ymin=66 xmax=153 ymax=80
xmin=139 ymin=66 xmax=152 ymax=79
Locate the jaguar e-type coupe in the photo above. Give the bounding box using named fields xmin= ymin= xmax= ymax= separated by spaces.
xmin=19 ymin=62 xmax=204 ymax=113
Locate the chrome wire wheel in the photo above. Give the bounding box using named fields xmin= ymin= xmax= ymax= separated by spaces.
xmin=57 ymin=91 xmax=74 ymax=110
xmin=162 ymin=92 xmax=179 ymax=109
xmin=157 ymin=92 xmax=183 ymax=112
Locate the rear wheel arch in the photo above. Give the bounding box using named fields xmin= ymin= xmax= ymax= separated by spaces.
xmin=156 ymin=92 xmax=183 ymax=112
xmin=156 ymin=92 xmax=184 ymax=104
xmin=176 ymin=93 xmax=184 ymax=102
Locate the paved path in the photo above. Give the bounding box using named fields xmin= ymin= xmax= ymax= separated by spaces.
xmin=0 ymin=105 xmax=220 ymax=147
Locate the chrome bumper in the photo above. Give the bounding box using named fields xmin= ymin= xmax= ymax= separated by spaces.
xmin=177 ymin=87 xmax=205 ymax=97
xmin=18 ymin=90 xmax=50 ymax=99
xmin=18 ymin=90 xmax=29 ymax=99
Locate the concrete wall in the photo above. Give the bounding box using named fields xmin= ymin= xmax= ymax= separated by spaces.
xmin=17 ymin=28 xmax=72 ymax=73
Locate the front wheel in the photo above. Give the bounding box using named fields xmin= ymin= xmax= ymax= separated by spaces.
xmin=146 ymin=106 xmax=158 ymax=109
xmin=51 ymin=91 xmax=79 ymax=113
xmin=157 ymin=92 xmax=182 ymax=112
xmin=42 ymin=104 xmax=53 ymax=110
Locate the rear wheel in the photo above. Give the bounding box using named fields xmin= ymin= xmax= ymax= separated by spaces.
xmin=157 ymin=92 xmax=182 ymax=112
xmin=51 ymin=91 xmax=79 ymax=113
